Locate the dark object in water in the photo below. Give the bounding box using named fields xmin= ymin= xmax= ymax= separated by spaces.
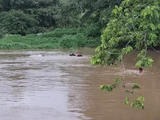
xmin=77 ymin=54 xmax=83 ymax=57
xmin=69 ymin=53 xmax=76 ymax=56
xmin=77 ymin=51 xmax=83 ymax=57
xmin=139 ymin=67 xmax=143 ymax=74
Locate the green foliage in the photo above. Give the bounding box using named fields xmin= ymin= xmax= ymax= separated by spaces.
xmin=59 ymin=33 xmax=87 ymax=48
xmin=42 ymin=28 xmax=78 ymax=37
xmin=59 ymin=0 xmax=121 ymax=31
xmin=85 ymin=23 xmax=102 ymax=37
xmin=100 ymin=85 xmax=113 ymax=92
xmin=42 ymin=28 xmax=100 ymax=48
xmin=122 ymin=46 xmax=133 ymax=54
xmin=100 ymin=77 xmax=121 ymax=92
xmin=114 ymin=77 xmax=121 ymax=83
xmin=132 ymin=83 xmax=140 ymax=90
xmin=1 ymin=0 xmax=58 ymax=10
xmin=124 ymin=83 xmax=140 ymax=95
xmin=136 ymin=49 xmax=154 ymax=67
xmin=0 ymin=34 xmax=59 ymax=49
xmin=0 ymin=0 xmax=120 ymax=48
xmin=92 ymin=0 xmax=160 ymax=66
xmin=125 ymin=96 xmax=145 ymax=109
xmin=0 ymin=0 xmax=60 ymax=35
xmin=131 ymin=97 xmax=145 ymax=109
xmin=125 ymin=97 xmax=129 ymax=105
xmin=0 ymin=28 xmax=99 ymax=49
xmin=27 ymin=6 xmax=58 ymax=28
xmin=0 ymin=0 xmax=3 ymax=10
xmin=10 ymin=0 xmax=58 ymax=9
xmin=0 ymin=10 xmax=37 ymax=35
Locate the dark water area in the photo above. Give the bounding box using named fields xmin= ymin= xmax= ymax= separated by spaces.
xmin=0 ymin=49 xmax=159 ymax=120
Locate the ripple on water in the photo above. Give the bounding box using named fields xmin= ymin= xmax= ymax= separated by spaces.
xmin=0 ymin=50 xmax=160 ymax=120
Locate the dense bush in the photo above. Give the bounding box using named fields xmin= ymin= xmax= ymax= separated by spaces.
xmin=0 ymin=10 xmax=37 ymax=35
xmin=42 ymin=28 xmax=79 ymax=37
xmin=0 ymin=28 xmax=100 ymax=49
xmin=0 ymin=0 xmax=60 ymax=35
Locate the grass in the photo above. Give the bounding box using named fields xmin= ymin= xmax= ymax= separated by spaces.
xmin=0 ymin=28 xmax=101 ymax=50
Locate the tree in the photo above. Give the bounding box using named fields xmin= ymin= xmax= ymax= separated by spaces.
xmin=58 ymin=0 xmax=122 ymax=38
xmin=0 ymin=0 xmax=60 ymax=35
xmin=27 ymin=7 xmax=57 ymax=28
xmin=0 ymin=10 xmax=37 ymax=35
xmin=91 ymin=0 xmax=160 ymax=109
xmin=91 ymin=0 xmax=160 ymax=67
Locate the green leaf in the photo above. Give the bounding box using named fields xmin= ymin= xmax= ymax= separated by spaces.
xmin=132 ymin=83 xmax=140 ymax=90
xmin=125 ymin=97 xmax=129 ymax=105
xmin=114 ymin=78 xmax=121 ymax=83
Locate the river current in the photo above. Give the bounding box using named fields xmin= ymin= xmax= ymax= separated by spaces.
xmin=0 ymin=49 xmax=159 ymax=120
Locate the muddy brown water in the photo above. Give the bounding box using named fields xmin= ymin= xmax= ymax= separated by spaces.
xmin=0 ymin=49 xmax=160 ymax=120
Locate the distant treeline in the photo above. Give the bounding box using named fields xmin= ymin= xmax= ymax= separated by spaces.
xmin=0 ymin=0 xmax=122 ymax=36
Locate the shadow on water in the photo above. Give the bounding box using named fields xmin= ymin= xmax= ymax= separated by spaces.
xmin=0 ymin=49 xmax=159 ymax=120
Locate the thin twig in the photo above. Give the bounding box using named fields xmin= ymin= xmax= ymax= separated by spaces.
xmin=152 ymin=46 xmax=160 ymax=52
xmin=121 ymin=54 xmax=126 ymax=86
xmin=130 ymin=48 xmax=137 ymax=54
xmin=121 ymin=54 xmax=126 ymax=72
xmin=108 ymin=52 xmax=121 ymax=54
xmin=143 ymin=34 xmax=147 ymax=57
xmin=126 ymin=40 xmax=131 ymax=47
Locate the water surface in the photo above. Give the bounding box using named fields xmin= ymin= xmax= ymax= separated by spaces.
xmin=0 ymin=49 xmax=159 ymax=120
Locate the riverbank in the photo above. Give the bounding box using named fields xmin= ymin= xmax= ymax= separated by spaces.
xmin=0 ymin=28 xmax=100 ymax=50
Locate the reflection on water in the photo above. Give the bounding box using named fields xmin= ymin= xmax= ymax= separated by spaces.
xmin=0 ymin=50 xmax=159 ymax=120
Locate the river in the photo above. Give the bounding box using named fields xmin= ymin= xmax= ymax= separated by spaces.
xmin=0 ymin=48 xmax=160 ymax=120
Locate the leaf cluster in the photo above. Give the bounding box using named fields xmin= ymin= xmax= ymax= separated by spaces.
xmin=136 ymin=49 xmax=154 ymax=67
xmin=92 ymin=0 xmax=160 ymax=66
xmin=100 ymin=78 xmax=121 ymax=92
xmin=125 ymin=96 xmax=145 ymax=109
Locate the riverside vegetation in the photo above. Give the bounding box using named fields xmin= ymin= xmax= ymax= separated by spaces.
xmin=0 ymin=0 xmax=121 ymax=49
xmin=0 ymin=28 xmax=100 ymax=49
